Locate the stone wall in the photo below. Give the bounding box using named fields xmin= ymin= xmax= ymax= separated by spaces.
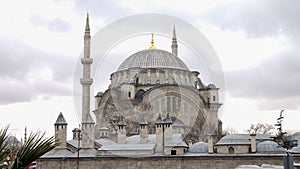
xmin=215 ymin=145 xmax=250 ymax=154
xmin=37 ymin=154 xmax=300 ymax=169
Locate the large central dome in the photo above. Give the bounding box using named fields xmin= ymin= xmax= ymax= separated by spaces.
xmin=117 ymin=49 xmax=189 ymax=71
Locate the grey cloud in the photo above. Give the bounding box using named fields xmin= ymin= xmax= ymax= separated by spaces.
xmin=204 ymin=0 xmax=300 ymax=42
xmin=48 ymin=18 xmax=72 ymax=32
xmin=30 ymin=14 xmax=71 ymax=32
xmin=30 ymin=14 xmax=47 ymax=26
xmin=0 ymin=78 xmax=72 ymax=105
xmin=73 ymin=0 xmax=133 ymax=20
xmin=0 ymin=37 xmax=75 ymax=105
xmin=226 ymin=48 xmax=300 ymax=109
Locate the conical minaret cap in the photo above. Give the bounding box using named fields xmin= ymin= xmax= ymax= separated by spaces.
xmin=117 ymin=116 xmax=127 ymax=126
xmin=164 ymin=112 xmax=173 ymax=124
xmin=155 ymin=113 xmax=163 ymax=124
xmin=139 ymin=114 xmax=148 ymax=125
xmin=55 ymin=112 xmax=67 ymax=125
xmin=85 ymin=13 xmax=90 ymax=32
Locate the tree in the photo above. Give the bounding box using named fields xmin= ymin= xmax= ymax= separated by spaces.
xmin=0 ymin=126 xmax=57 ymax=169
xmin=223 ymin=126 xmax=238 ymax=135
xmin=246 ymin=123 xmax=275 ymax=134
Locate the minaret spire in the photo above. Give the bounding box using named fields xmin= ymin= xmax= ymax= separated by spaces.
xmin=24 ymin=126 xmax=27 ymax=143
xmin=81 ymin=13 xmax=93 ymax=121
xmin=85 ymin=12 xmax=90 ymax=32
xmin=171 ymin=25 xmax=178 ymax=57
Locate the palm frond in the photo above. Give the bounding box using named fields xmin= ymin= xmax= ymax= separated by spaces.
xmin=9 ymin=131 xmax=57 ymax=169
xmin=0 ymin=126 xmax=11 ymax=166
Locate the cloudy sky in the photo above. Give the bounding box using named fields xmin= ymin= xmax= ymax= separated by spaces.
xmin=1 ymin=0 xmax=299 ymax=139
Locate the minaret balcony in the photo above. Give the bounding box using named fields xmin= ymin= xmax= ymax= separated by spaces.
xmin=80 ymin=78 xmax=93 ymax=85
xmin=81 ymin=58 xmax=93 ymax=64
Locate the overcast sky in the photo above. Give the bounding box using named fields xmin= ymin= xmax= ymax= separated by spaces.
xmin=0 ymin=0 xmax=299 ymax=139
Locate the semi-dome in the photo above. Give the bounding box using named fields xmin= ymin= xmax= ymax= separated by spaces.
xmin=188 ymin=142 xmax=208 ymax=153
xmin=256 ymin=141 xmax=285 ymax=154
xmin=117 ymin=49 xmax=189 ymax=71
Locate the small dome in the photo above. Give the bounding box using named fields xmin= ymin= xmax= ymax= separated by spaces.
xmin=207 ymin=84 xmax=216 ymax=89
xmin=257 ymin=141 xmax=285 ymax=154
xmin=170 ymin=117 xmax=185 ymax=127
xmin=292 ymin=132 xmax=300 ymax=141
xmin=290 ymin=146 xmax=300 ymax=154
xmin=96 ymin=92 xmax=104 ymax=97
xmin=188 ymin=142 xmax=208 ymax=153
xmin=72 ymin=128 xmax=80 ymax=132
xmin=117 ymin=49 xmax=189 ymax=71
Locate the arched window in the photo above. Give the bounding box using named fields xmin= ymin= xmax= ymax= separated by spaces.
xmin=167 ymin=97 xmax=171 ymax=112
xmin=229 ymin=147 xmax=235 ymax=154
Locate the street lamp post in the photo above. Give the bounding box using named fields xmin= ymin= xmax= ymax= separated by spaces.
xmin=77 ymin=125 xmax=81 ymax=169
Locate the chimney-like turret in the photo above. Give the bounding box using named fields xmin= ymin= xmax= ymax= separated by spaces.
xmin=117 ymin=116 xmax=127 ymax=144
xmin=155 ymin=114 xmax=163 ymax=153
xmin=250 ymin=133 xmax=257 ymax=153
xmin=54 ymin=112 xmax=68 ymax=149
xmin=139 ymin=115 xmax=148 ymax=144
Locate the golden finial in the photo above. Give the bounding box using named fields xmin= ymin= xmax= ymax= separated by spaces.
xmin=149 ymin=33 xmax=156 ymax=49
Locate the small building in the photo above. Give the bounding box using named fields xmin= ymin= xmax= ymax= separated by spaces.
xmin=215 ymin=134 xmax=272 ymax=154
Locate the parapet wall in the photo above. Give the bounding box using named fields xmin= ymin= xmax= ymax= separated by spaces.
xmin=37 ymin=154 xmax=300 ymax=169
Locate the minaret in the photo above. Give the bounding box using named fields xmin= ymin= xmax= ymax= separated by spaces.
xmin=24 ymin=126 xmax=27 ymax=143
xmin=80 ymin=13 xmax=93 ymax=123
xmin=171 ymin=25 xmax=178 ymax=57
xmin=54 ymin=112 xmax=68 ymax=149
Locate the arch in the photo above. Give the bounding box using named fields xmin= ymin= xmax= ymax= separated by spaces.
xmin=229 ymin=147 xmax=235 ymax=154
xmin=135 ymin=77 xmax=139 ymax=86
xmin=141 ymin=85 xmax=206 ymax=128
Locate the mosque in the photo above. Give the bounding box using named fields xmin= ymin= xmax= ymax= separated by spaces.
xmin=37 ymin=14 xmax=300 ymax=168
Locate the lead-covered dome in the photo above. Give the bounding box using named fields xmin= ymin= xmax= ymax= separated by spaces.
xmin=117 ymin=49 xmax=189 ymax=71
xmin=257 ymin=141 xmax=285 ymax=154
xmin=188 ymin=142 xmax=208 ymax=153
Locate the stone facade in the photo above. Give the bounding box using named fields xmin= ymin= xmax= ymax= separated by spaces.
xmin=37 ymin=155 xmax=300 ymax=169
xmin=93 ymin=28 xmax=222 ymax=142
xmin=54 ymin=112 xmax=67 ymax=149
xmin=215 ymin=145 xmax=250 ymax=154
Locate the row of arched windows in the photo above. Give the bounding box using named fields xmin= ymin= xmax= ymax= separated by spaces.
xmin=151 ymin=97 xmax=197 ymax=116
